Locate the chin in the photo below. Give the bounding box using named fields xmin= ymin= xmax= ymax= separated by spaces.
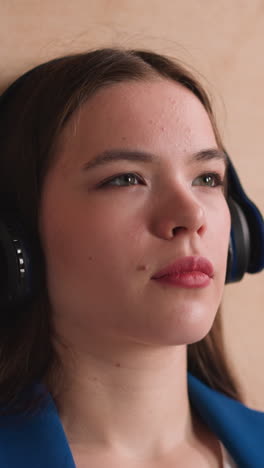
xmin=141 ymin=303 xmax=218 ymax=346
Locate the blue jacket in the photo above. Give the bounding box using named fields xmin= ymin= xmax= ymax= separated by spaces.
xmin=0 ymin=373 xmax=263 ymax=467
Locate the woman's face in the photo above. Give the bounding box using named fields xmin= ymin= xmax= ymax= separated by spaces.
xmin=39 ymin=78 xmax=231 ymax=348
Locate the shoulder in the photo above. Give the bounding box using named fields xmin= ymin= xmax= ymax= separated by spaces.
xmin=0 ymin=389 xmax=75 ymax=468
xmin=188 ymin=372 xmax=264 ymax=466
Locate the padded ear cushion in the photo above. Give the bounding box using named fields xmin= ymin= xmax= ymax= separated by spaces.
xmin=225 ymin=197 xmax=250 ymax=283
xmin=226 ymin=155 xmax=264 ymax=273
xmin=0 ymin=213 xmax=35 ymax=310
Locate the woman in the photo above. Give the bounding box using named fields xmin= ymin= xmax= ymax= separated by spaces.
xmin=0 ymin=48 xmax=263 ymax=468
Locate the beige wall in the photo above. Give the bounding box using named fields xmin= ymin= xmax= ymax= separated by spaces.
xmin=1 ymin=1 xmax=263 ymax=408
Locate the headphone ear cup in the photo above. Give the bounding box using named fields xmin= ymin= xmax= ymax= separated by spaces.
xmin=0 ymin=214 xmax=35 ymax=311
xmin=225 ymin=197 xmax=251 ymax=283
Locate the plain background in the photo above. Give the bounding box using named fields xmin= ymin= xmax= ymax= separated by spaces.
xmin=1 ymin=0 xmax=263 ymax=409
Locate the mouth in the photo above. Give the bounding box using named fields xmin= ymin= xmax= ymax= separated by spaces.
xmin=151 ymin=256 xmax=214 ymax=281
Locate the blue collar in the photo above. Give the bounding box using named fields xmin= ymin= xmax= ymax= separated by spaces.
xmin=188 ymin=373 xmax=264 ymax=466
xmin=0 ymin=373 xmax=263 ymax=467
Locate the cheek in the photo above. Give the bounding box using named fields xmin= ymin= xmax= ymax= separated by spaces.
xmin=219 ymin=201 xmax=231 ymax=245
xmin=210 ymin=200 xmax=231 ymax=273
xmin=39 ymin=198 xmax=134 ymax=287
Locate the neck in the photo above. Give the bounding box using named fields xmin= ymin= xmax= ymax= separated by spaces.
xmin=49 ymin=339 xmax=200 ymax=460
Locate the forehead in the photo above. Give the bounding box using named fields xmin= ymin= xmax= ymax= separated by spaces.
xmin=56 ymin=79 xmax=217 ymax=168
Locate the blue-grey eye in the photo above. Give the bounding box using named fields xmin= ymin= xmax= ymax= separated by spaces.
xmin=193 ymin=172 xmax=224 ymax=187
xmin=101 ymin=173 xmax=143 ymax=187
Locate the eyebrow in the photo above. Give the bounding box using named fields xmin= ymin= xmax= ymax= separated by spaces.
xmin=81 ymin=148 xmax=228 ymax=171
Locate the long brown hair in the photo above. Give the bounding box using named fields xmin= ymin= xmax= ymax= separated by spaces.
xmin=0 ymin=47 xmax=243 ymax=413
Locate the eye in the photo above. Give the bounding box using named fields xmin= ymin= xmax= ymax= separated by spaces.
xmin=193 ymin=172 xmax=224 ymax=188
xmin=99 ymin=172 xmax=144 ymax=187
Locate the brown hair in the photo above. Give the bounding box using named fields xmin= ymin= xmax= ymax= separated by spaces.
xmin=0 ymin=47 xmax=243 ymax=413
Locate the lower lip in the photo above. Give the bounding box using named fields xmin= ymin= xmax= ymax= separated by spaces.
xmin=152 ymin=272 xmax=211 ymax=288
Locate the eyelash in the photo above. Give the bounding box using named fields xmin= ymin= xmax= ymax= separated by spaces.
xmin=99 ymin=172 xmax=225 ymax=188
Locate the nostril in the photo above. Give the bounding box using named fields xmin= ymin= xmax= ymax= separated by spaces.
xmin=172 ymin=226 xmax=185 ymax=235
xmin=197 ymin=224 xmax=206 ymax=236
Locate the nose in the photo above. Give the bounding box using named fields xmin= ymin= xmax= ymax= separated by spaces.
xmin=151 ymin=182 xmax=206 ymax=240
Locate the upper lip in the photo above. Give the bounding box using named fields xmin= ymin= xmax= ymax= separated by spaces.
xmin=151 ymin=256 xmax=214 ymax=279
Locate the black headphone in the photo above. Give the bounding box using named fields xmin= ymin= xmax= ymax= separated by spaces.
xmin=225 ymin=156 xmax=264 ymax=281
xmin=0 ymin=66 xmax=263 ymax=312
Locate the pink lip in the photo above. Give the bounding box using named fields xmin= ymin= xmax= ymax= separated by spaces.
xmin=151 ymin=256 xmax=214 ymax=280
